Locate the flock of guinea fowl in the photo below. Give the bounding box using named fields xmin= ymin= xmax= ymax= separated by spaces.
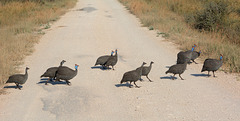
xmin=5 ymin=44 xmax=223 ymax=89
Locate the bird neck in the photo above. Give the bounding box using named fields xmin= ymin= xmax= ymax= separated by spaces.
xmin=220 ymin=56 xmax=223 ymax=61
xmin=75 ymin=66 xmax=78 ymax=70
xmin=149 ymin=63 xmax=153 ymax=68
xmin=137 ymin=64 xmax=144 ymax=72
xmin=191 ymin=47 xmax=194 ymax=51
xmin=60 ymin=62 xmax=64 ymax=66
xmin=25 ymin=69 xmax=28 ymax=75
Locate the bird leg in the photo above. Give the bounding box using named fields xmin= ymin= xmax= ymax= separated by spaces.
xmin=16 ymin=83 xmax=21 ymax=90
xmin=172 ymin=74 xmax=176 ymax=80
xmin=129 ymin=81 xmax=132 ymax=88
xmin=55 ymin=78 xmax=63 ymax=82
xmin=45 ymin=78 xmax=50 ymax=85
xmin=50 ymin=78 xmax=54 ymax=82
xmin=192 ymin=60 xmax=198 ymax=64
xmin=146 ymin=75 xmax=153 ymax=82
xmin=179 ymin=74 xmax=184 ymax=80
xmin=213 ymin=71 xmax=216 ymax=77
xmin=112 ymin=66 xmax=115 ymax=70
xmin=134 ymin=82 xmax=140 ymax=88
xmin=102 ymin=65 xmax=107 ymax=69
xmin=66 ymin=80 xmax=71 ymax=86
xmin=57 ymin=80 xmax=63 ymax=82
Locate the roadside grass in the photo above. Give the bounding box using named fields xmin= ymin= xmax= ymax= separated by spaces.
xmin=0 ymin=0 xmax=77 ymax=86
xmin=119 ymin=0 xmax=240 ymax=73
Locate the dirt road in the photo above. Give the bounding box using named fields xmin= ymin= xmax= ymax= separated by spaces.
xmin=1 ymin=0 xmax=240 ymax=120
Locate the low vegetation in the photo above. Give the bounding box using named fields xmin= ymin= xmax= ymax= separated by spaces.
xmin=119 ymin=0 xmax=240 ymax=73
xmin=0 ymin=0 xmax=77 ymax=85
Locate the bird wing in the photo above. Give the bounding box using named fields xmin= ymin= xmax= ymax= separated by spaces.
xmin=7 ymin=74 xmax=25 ymax=83
xmin=57 ymin=66 xmax=75 ymax=76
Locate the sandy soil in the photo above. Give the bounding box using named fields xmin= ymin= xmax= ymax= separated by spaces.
xmin=1 ymin=0 xmax=240 ymax=120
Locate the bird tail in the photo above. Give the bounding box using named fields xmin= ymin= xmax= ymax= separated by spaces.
xmin=120 ymin=79 xmax=123 ymax=84
xmin=201 ymin=67 xmax=205 ymax=72
xmin=6 ymin=79 xmax=11 ymax=83
xmin=40 ymin=74 xmax=44 ymax=78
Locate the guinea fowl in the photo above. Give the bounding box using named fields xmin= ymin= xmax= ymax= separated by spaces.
xmin=120 ymin=62 xmax=146 ymax=88
xmin=41 ymin=60 xmax=66 ymax=85
xmin=56 ymin=64 xmax=79 ymax=85
xmin=201 ymin=54 xmax=223 ymax=77
xmin=94 ymin=50 xmax=114 ymax=67
xmin=104 ymin=49 xmax=118 ymax=70
xmin=6 ymin=67 xmax=29 ymax=90
xmin=165 ymin=62 xmax=187 ymax=80
xmin=136 ymin=61 xmax=154 ymax=82
xmin=177 ymin=45 xmax=196 ymax=64
xmin=191 ymin=50 xmax=201 ymax=64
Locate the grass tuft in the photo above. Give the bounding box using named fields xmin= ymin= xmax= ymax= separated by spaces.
xmin=119 ymin=0 xmax=240 ymax=73
xmin=0 ymin=0 xmax=77 ymax=85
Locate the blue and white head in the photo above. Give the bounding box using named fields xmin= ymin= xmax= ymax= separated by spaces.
xmin=193 ymin=44 xmax=197 ymax=48
xmin=220 ymin=54 xmax=223 ymax=60
xmin=191 ymin=46 xmax=195 ymax=51
xmin=191 ymin=44 xmax=197 ymax=51
xmin=111 ymin=50 xmax=114 ymax=56
xmin=75 ymin=64 xmax=79 ymax=70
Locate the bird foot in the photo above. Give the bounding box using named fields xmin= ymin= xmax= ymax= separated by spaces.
xmin=66 ymin=82 xmax=71 ymax=86
xmin=135 ymin=86 xmax=141 ymax=88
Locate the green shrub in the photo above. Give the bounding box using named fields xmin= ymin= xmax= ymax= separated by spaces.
xmin=193 ymin=1 xmax=228 ymax=31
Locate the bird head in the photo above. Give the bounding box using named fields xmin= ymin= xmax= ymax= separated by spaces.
xmin=61 ymin=60 xmax=66 ymax=64
xmin=193 ymin=44 xmax=197 ymax=48
xmin=191 ymin=46 xmax=195 ymax=51
xmin=111 ymin=50 xmax=114 ymax=56
xmin=151 ymin=61 xmax=154 ymax=64
xmin=26 ymin=67 xmax=30 ymax=70
xmin=220 ymin=54 xmax=223 ymax=60
xmin=75 ymin=64 xmax=79 ymax=69
xmin=143 ymin=62 xmax=147 ymax=65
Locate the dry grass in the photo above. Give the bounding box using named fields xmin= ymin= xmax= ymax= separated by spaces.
xmin=0 ymin=0 xmax=77 ymax=85
xmin=119 ymin=0 xmax=240 ymax=73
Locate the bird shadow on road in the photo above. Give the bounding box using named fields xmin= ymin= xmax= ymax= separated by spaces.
xmin=119 ymin=55 xmax=127 ymax=62
xmin=91 ymin=66 xmax=112 ymax=70
xmin=165 ymin=66 xmax=170 ymax=68
xmin=115 ymin=83 xmax=132 ymax=88
xmin=75 ymin=7 xmax=97 ymax=13
xmin=37 ymin=78 xmax=68 ymax=85
xmin=4 ymin=85 xmax=22 ymax=89
xmin=160 ymin=76 xmax=177 ymax=80
xmin=191 ymin=74 xmax=209 ymax=77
